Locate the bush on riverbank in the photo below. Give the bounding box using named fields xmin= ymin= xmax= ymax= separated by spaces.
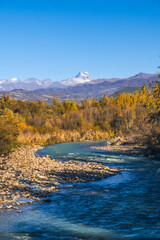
xmin=142 ymin=111 xmax=160 ymax=158
xmin=0 ymin=114 xmax=19 ymax=154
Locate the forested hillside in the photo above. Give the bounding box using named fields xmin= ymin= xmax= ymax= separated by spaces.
xmin=0 ymin=83 xmax=160 ymax=157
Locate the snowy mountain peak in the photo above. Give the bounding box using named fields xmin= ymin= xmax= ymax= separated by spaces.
xmin=10 ymin=77 xmax=19 ymax=82
xmin=0 ymin=72 xmax=157 ymax=93
xmin=61 ymin=72 xmax=92 ymax=86
xmin=76 ymin=72 xmax=91 ymax=79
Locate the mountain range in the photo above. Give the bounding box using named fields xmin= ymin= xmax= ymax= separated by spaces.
xmin=0 ymin=72 xmax=93 ymax=91
xmin=0 ymin=72 xmax=158 ymax=102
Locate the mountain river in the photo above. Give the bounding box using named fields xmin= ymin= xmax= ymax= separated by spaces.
xmin=0 ymin=141 xmax=160 ymax=240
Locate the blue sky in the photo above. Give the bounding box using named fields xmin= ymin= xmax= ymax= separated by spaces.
xmin=0 ymin=0 xmax=160 ymax=81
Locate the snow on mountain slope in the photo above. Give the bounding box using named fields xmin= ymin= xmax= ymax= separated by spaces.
xmin=23 ymin=78 xmax=53 ymax=88
xmin=9 ymin=77 xmax=20 ymax=82
xmin=0 ymin=77 xmax=54 ymax=91
xmin=0 ymin=77 xmax=20 ymax=84
xmin=0 ymin=72 xmax=92 ymax=91
xmin=0 ymin=72 xmax=157 ymax=92
xmin=61 ymin=72 xmax=92 ymax=86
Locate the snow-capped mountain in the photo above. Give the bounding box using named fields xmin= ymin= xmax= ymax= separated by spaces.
xmin=9 ymin=77 xmax=20 ymax=83
xmin=60 ymin=72 xmax=92 ymax=86
xmin=0 ymin=77 xmax=53 ymax=91
xmin=0 ymin=77 xmax=20 ymax=84
xmin=23 ymin=78 xmax=53 ymax=90
xmin=0 ymin=72 xmax=93 ymax=91
xmin=0 ymin=72 xmax=157 ymax=93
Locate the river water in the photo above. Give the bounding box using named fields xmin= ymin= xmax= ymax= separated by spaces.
xmin=0 ymin=141 xmax=160 ymax=240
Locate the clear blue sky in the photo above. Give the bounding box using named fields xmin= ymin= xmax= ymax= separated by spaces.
xmin=0 ymin=0 xmax=160 ymax=81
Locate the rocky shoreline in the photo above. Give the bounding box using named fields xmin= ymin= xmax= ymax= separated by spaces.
xmin=91 ymin=137 xmax=149 ymax=158
xmin=0 ymin=145 xmax=118 ymax=215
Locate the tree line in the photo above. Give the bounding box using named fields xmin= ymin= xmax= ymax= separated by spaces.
xmin=0 ymin=82 xmax=159 ymax=157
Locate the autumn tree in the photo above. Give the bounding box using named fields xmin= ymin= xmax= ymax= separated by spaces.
xmin=0 ymin=114 xmax=19 ymax=154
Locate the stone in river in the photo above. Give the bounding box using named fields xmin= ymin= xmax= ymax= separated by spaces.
xmin=40 ymin=198 xmax=52 ymax=203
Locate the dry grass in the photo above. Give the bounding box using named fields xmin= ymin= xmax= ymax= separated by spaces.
xmin=18 ymin=129 xmax=112 ymax=146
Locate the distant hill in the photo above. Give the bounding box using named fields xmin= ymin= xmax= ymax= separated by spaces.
xmin=111 ymin=87 xmax=142 ymax=98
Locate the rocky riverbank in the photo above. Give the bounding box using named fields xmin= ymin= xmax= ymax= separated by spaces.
xmin=0 ymin=145 xmax=118 ymax=214
xmin=91 ymin=137 xmax=150 ymax=158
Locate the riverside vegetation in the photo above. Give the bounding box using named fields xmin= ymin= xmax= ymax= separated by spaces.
xmin=0 ymin=80 xmax=160 ymax=213
xmin=0 ymin=81 xmax=160 ymax=157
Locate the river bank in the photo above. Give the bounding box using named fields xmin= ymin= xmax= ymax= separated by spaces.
xmin=91 ymin=137 xmax=160 ymax=159
xmin=0 ymin=145 xmax=118 ymax=215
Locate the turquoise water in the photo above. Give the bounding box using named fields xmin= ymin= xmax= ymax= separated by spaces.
xmin=0 ymin=141 xmax=160 ymax=240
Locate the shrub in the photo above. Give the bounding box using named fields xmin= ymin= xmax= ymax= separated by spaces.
xmin=0 ymin=115 xmax=19 ymax=155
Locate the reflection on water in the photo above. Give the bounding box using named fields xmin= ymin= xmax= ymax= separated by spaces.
xmin=0 ymin=141 xmax=160 ymax=240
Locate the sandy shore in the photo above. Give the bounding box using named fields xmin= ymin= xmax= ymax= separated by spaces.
xmin=0 ymin=145 xmax=118 ymax=214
